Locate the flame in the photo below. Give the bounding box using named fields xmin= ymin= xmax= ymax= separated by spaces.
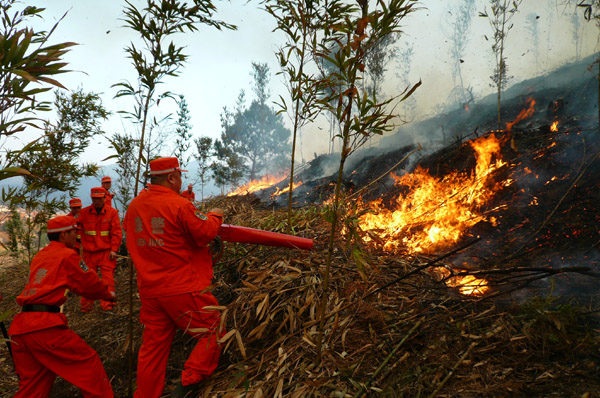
xmin=359 ymin=134 xmax=508 ymax=255
xmin=270 ymin=181 xmax=303 ymax=199
xmin=505 ymin=97 xmax=535 ymax=131
xmin=550 ymin=121 xmax=559 ymax=132
xmin=227 ymin=174 xmax=287 ymax=196
xmin=431 ymin=266 xmax=490 ymax=296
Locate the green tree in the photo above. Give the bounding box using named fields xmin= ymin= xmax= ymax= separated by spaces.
xmin=213 ymin=105 xmax=245 ymax=193
xmin=8 ymin=89 xmax=108 ymax=259
xmin=194 ymin=135 xmax=212 ymax=200
xmin=107 ymin=132 xmax=139 ymax=214
xmin=173 ymin=94 xmax=192 ymax=168
xmin=211 ymin=137 xmax=244 ymax=195
xmin=223 ymin=62 xmax=291 ymax=181
xmin=480 ymin=0 xmax=523 ymax=128
xmin=0 ymin=1 xmax=75 ymax=180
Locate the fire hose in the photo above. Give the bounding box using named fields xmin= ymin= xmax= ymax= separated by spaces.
xmin=211 ymin=224 xmax=314 ymax=261
xmin=114 ymin=224 xmax=314 ymax=263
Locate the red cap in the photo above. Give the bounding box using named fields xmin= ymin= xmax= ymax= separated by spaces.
xmin=149 ymin=157 xmax=187 ymax=176
xmin=47 ymin=215 xmax=78 ymax=233
xmin=91 ymin=187 xmax=106 ymax=198
xmin=188 ymin=184 xmax=193 ymax=188
xmin=101 ymin=176 xmax=111 ymax=183
xmin=69 ymin=198 xmax=82 ymax=208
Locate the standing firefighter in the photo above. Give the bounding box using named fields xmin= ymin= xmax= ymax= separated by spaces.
xmin=68 ymin=197 xmax=82 ymax=218
xmin=8 ymin=215 xmax=115 ymax=398
xmin=124 ymin=157 xmax=224 ymax=398
xmin=78 ymin=187 xmax=122 ymax=313
xmin=101 ymin=176 xmax=116 ymax=208
xmin=180 ymin=184 xmax=195 ymax=201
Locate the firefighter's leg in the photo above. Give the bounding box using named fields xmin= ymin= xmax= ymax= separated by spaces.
xmin=98 ymin=251 xmax=116 ymax=311
xmin=80 ymin=251 xmax=99 ymax=312
xmin=134 ymin=297 xmax=177 ymax=398
xmin=13 ymin=327 xmax=113 ymax=398
xmin=11 ymin=334 xmax=55 ymax=398
xmin=167 ymin=292 xmax=223 ymax=386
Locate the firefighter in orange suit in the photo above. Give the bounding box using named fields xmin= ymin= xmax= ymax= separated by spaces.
xmin=77 ymin=187 xmax=122 ymax=312
xmin=9 ymin=215 xmax=116 ymax=398
xmin=101 ymin=176 xmax=116 ymax=208
xmin=124 ymin=157 xmax=224 ymax=398
xmin=68 ymin=198 xmax=83 ymax=253
xmin=68 ymin=198 xmax=82 ymax=218
xmin=180 ymin=184 xmax=195 ymax=201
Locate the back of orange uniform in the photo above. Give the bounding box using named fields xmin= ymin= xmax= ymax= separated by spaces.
xmin=124 ymin=185 xmax=221 ymax=299
xmin=9 ymin=241 xmax=114 ymax=398
xmin=181 ymin=190 xmax=195 ymax=201
xmin=77 ymin=205 xmax=122 ymax=253
xmin=102 ymin=188 xmax=116 ymax=207
xmin=9 ymin=241 xmax=112 ymax=335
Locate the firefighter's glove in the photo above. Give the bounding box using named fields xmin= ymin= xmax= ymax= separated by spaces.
xmin=210 ymin=236 xmax=224 ymax=263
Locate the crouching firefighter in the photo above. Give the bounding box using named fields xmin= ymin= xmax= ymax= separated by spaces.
xmin=124 ymin=157 xmax=225 ymax=398
xmin=8 ymin=215 xmax=116 ymax=398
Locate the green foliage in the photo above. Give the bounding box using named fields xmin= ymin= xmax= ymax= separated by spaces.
xmin=107 ymin=132 xmax=139 ymax=213
xmin=0 ymin=0 xmax=75 ymax=179
xmin=194 ymin=135 xmax=213 ymax=200
xmin=172 ymin=94 xmax=192 ymax=168
xmin=212 ymin=136 xmax=244 ymax=194
xmin=5 ymin=207 xmax=23 ymax=256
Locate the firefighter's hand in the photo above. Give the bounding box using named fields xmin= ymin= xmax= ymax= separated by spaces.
xmin=107 ymin=291 xmax=117 ymax=303
xmin=109 ymin=251 xmax=117 ymax=260
xmin=210 ymin=236 xmax=224 ymax=263
xmin=209 ymin=208 xmax=224 ymax=216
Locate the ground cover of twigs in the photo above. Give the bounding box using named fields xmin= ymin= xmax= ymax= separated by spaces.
xmin=1 ymin=195 xmax=599 ymax=397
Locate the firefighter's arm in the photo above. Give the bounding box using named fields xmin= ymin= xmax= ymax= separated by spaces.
xmin=64 ymin=252 xmax=114 ymax=302
xmin=180 ymin=204 xmax=223 ymax=247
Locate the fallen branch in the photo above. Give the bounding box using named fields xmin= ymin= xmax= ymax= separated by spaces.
xmin=428 ymin=341 xmax=477 ymax=398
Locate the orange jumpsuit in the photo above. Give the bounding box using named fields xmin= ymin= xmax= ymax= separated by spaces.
xmin=102 ymin=188 xmax=115 ymax=207
xmin=77 ymin=205 xmax=122 ymax=312
xmin=181 ymin=189 xmax=195 ymax=201
xmin=124 ymin=185 xmax=223 ymax=398
xmin=9 ymin=241 xmax=114 ymax=398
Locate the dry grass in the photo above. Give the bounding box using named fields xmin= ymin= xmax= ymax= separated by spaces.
xmin=1 ymin=195 xmax=599 ymax=397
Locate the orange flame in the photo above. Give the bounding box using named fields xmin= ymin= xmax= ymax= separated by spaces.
xmin=270 ymin=181 xmax=303 ymax=199
xmin=505 ymin=97 xmax=536 ymax=131
xmin=432 ymin=267 xmax=490 ymax=296
xmin=550 ymin=121 xmax=559 ymax=132
xmin=227 ymin=174 xmax=287 ymax=196
xmin=359 ymin=134 xmax=508 ymax=255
